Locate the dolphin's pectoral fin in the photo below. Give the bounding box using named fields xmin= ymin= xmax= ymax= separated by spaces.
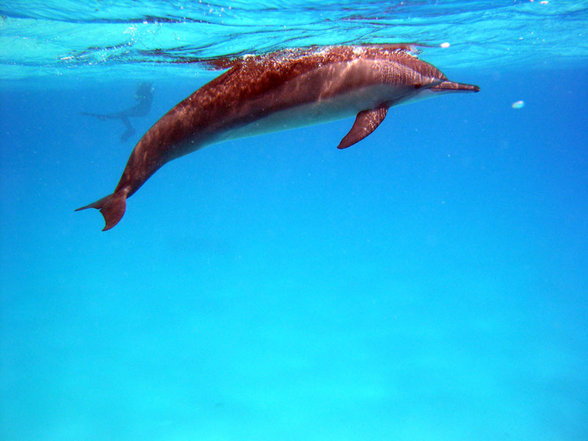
xmin=337 ymin=106 xmax=388 ymax=149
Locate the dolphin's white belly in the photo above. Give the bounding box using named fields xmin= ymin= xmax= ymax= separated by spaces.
xmin=214 ymin=84 xmax=406 ymax=144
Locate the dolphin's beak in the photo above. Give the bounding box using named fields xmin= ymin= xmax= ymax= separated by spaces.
xmin=431 ymin=81 xmax=480 ymax=93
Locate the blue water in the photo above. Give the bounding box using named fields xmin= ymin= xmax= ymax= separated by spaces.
xmin=1 ymin=1 xmax=588 ymax=440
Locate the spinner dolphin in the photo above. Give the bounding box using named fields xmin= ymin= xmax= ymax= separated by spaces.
xmin=77 ymin=45 xmax=479 ymax=230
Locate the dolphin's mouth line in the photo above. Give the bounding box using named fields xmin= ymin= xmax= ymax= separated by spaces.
xmin=430 ymin=81 xmax=480 ymax=93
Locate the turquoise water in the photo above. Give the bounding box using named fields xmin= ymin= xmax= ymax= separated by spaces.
xmin=1 ymin=1 xmax=588 ymax=440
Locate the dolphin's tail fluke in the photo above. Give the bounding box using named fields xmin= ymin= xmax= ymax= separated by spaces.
xmin=76 ymin=191 xmax=127 ymax=231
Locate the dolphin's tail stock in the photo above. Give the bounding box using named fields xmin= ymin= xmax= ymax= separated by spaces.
xmin=76 ymin=190 xmax=127 ymax=231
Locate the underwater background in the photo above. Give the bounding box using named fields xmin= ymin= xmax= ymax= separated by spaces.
xmin=1 ymin=1 xmax=587 ymax=440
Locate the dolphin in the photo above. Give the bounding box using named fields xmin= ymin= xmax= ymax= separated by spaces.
xmin=77 ymin=44 xmax=479 ymax=230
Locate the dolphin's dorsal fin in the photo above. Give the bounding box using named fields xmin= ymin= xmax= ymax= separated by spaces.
xmin=337 ymin=106 xmax=388 ymax=149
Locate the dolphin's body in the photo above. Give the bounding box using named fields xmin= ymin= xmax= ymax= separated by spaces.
xmin=77 ymin=45 xmax=479 ymax=230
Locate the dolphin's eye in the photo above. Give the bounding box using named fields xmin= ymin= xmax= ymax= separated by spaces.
xmin=413 ymin=84 xmax=422 ymax=89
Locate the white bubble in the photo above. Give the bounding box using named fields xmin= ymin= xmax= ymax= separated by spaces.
xmin=440 ymin=42 xmax=450 ymax=48
xmin=512 ymin=100 xmax=525 ymax=109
